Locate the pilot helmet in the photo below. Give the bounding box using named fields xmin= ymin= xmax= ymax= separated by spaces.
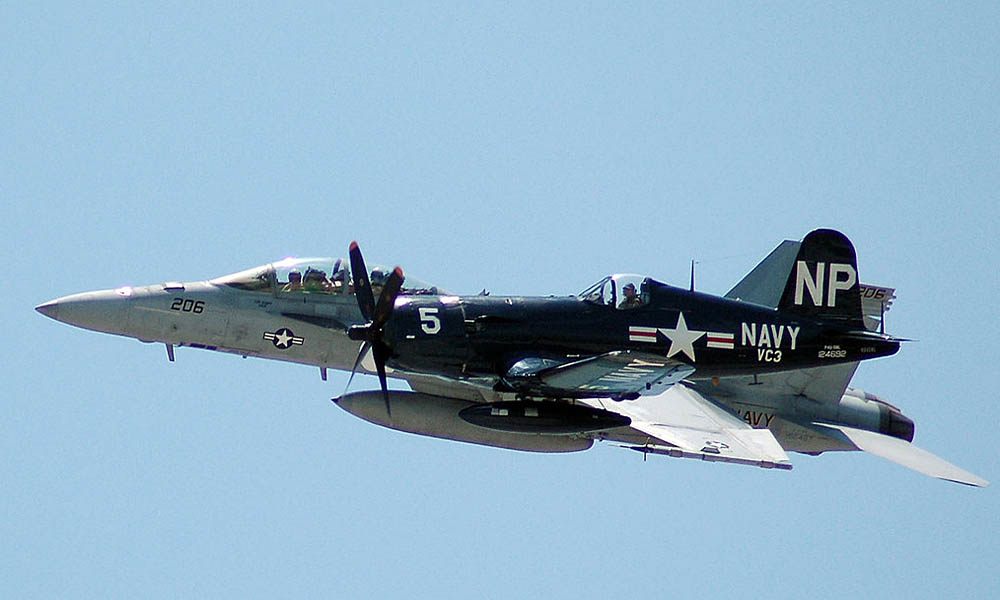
xmin=330 ymin=259 xmax=345 ymax=280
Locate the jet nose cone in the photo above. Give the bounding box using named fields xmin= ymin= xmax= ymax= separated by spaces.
xmin=35 ymin=299 xmax=61 ymax=320
xmin=35 ymin=289 xmax=131 ymax=335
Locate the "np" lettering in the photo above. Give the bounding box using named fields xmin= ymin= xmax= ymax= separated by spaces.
xmin=793 ymin=261 xmax=856 ymax=307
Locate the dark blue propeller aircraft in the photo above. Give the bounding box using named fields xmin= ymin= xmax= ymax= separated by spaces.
xmin=37 ymin=229 xmax=987 ymax=486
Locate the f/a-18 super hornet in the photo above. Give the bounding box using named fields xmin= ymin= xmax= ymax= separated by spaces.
xmin=36 ymin=229 xmax=987 ymax=486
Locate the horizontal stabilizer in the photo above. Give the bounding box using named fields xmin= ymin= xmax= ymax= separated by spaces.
xmin=815 ymin=424 xmax=989 ymax=487
xmin=859 ymin=284 xmax=895 ymax=332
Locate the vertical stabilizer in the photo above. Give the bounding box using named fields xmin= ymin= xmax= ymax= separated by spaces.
xmin=778 ymin=229 xmax=864 ymax=327
xmin=726 ymin=240 xmax=801 ymax=307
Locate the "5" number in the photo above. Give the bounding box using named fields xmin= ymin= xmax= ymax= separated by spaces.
xmin=419 ymin=307 xmax=440 ymax=334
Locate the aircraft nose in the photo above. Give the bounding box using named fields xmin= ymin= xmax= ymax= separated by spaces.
xmin=35 ymin=289 xmax=131 ymax=335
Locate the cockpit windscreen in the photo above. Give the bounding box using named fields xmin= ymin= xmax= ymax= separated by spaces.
xmin=213 ymin=257 xmax=443 ymax=296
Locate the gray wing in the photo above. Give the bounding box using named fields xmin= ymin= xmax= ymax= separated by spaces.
xmin=811 ymin=424 xmax=988 ymax=487
xmin=694 ymin=362 xmax=859 ymax=406
xmin=690 ymin=366 xmax=989 ymax=486
xmin=584 ymin=384 xmax=792 ymax=470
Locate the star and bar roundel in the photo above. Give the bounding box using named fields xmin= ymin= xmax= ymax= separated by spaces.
xmin=263 ymin=327 xmax=304 ymax=350
xmin=628 ymin=312 xmax=733 ymax=361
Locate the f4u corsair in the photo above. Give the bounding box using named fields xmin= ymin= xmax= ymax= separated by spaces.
xmin=36 ymin=229 xmax=987 ymax=486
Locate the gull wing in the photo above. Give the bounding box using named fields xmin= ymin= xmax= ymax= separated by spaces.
xmin=505 ymin=351 xmax=695 ymax=398
xmin=811 ymin=424 xmax=989 ymax=487
xmin=583 ymin=384 xmax=793 ymax=470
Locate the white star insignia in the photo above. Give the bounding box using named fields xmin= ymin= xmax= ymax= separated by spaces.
xmin=658 ymin=312 xmax=706 ymax=362
xmin=274 ymin=329 xmax=293 ymax=348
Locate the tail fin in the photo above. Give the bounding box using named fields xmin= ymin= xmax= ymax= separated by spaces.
xmin=725 ymin=240 xmax=801 ymax=307
xmin=777 ymin=229 xmax=864 ymax=327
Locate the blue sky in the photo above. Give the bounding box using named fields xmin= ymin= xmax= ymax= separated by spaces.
xmin=3 ymin=3 xmax=998 ymax=598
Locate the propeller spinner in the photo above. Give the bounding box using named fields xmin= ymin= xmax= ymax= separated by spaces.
xmin=345 ymin=241 xmax=405 ymax=416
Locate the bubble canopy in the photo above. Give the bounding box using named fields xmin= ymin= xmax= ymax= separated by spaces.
xmin=211 ymin=257 xmax=442 ymax=296
xmin=578 ymin=274 xmax=651 ymax=309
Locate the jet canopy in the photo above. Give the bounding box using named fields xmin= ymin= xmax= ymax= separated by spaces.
xmin=578 ymin=274 xmax=652 ymax=310
xmin=212 ymin=257 xmax=442 ymax=296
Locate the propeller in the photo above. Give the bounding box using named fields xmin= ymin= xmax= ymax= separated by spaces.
xmin=345 ymin=241 xmax=405 ymax=417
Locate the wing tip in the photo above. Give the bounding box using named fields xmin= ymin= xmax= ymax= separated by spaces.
xmin=940 ymin=475 xmax=990 ymax=488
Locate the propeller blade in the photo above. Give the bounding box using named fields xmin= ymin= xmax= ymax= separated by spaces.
xmin=349 ymin=241 xmax=375 ymax=322
xmin=373 ymin=342 xmax=391 ymax=417
xmin=344 ymin=341 xmax=371 ymax=395
xmin=347 ymin=243 xmax=402 ymax=419
xmin=372 ymin=266 xmax=405 ymax=329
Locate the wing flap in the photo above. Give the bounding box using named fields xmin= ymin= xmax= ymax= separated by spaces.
xmin=814 ymin=424 xmax=988 ymax=487
xmin=584 ymin=384 xmax=792 ymax=470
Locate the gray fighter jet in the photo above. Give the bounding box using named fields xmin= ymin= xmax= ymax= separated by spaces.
xmin=36 ymin=232 xmax=988 ymax=487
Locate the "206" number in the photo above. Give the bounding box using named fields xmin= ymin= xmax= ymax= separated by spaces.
xmin=171 ymin=298 xmax=205 ymax=314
